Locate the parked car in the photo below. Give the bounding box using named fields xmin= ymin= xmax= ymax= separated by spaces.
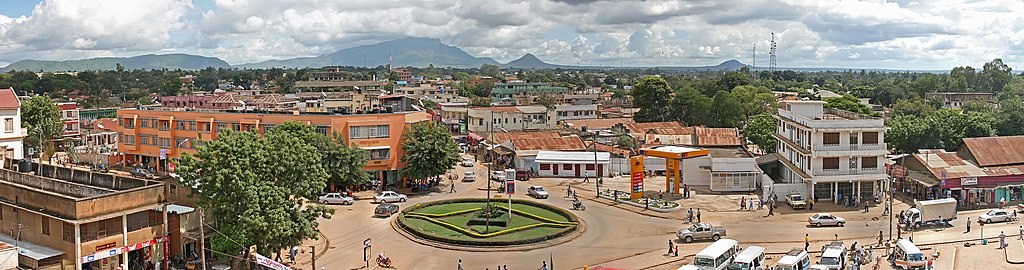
xmin=527 ymin=186 xmax=549 ymax=199
xmin=490 ymin=171 xmax=506 ymax=181
xmin=786 ymin=194 xmax=807 ymax=209
xmin=461 ymin=158 xmax=474 ymax=167
xmin=980 ymin=209 xmax=1013 ymax=223
xmin=131 ymin=168 xmax=156 ymax=179
xmin=373 ymin=191 xmax=408 ymax=203
xmin=515 ymin=168 xmax=531 ymax=180
xmin=462 ymin=171 xmax=476 ymax=182
xmin=676 ymin=223 xmax=727 ymax=243
xmin=374 ymin=203 xmax=399 ymax=217
xmin=808 ymin=213 xmax=846 ymax=227
xmin=318 ymin=193 xmax=354 ymax=205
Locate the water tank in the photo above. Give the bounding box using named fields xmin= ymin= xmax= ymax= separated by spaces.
xmin=18 ymin=159 xmax=33 ymax=173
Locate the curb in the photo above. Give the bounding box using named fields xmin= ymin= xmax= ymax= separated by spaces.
xmin=389 ymin=209 xmax=588 ymax=252
xmin=1008 ymin=238 xmax=1024 ymax=264
xmin=596 ymin=194 xmax=681 ymax=213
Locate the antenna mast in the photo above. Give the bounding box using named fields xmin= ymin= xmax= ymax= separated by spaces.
xmin=751 ymin=44 xmax=757 ymax=78
xmin=769 ymin=33 xmax=778 ymax=72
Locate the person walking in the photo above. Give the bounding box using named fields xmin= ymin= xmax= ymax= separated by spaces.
xmin=458 ymin=259 xmax=464 ymax=270
xmin=1019 ymin=226 xmax=1023 ymax=240
xmin=583 ymin=172 xmax=590 ymax=183
xmin=805 ymin=234 xmax=810 ymax=251
xmin=674 ymin=246 xmax=679 ymax=257
xmin=740 ymin=197 xmax=746 ymax=210
xmin=450 ymin=180 xmax=456 ymax=193
xmin=567 ymin=187 xmax=572 ymax=198
xmin=878 ymin=231 xmax=884 ymax=245
xmin=864 ymin=199 xmax=870 ymax=213
xmin=668 ymin=239 xmax=674 ymax=255
xmin=808 ymin=198 xmax=814 ymax=211
xmin=683 ymin=184 xmax=689 ymax=198
xmin=541 ymin=260 xmax=549 ymax=270
xmin=768 ymin=203 xmax=775 ymax=216
xmin=749 ymin=199 xmax=754 ymax=211
xmin=966 ymin=217 xmax=972 ymax=233
xmin=687 ymin=208 xmax=694 ymax=223
xmin=697 ymin=208 xmax=702 ymax=223
xmin=1000 ymin=231 xmax=1007 ymax=249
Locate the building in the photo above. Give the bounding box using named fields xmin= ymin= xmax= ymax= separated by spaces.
xmin=307 ymin=67 xmax=350 ymax=81
xmin=0 ymin=163 xmax=168 ymax=270
xmin=533 ymin=151 xmax=610 ymax=178
xmin=393 ymin=68 xmax=412 ymax=82
xmin=902 ymin=136 xmax=1024 ymax=207
xmin=490 ymin=83 xmax=569 ymax=103
xmin=294 ymin=80 xmax=387 ymax=92
xmin=437 ymin=103 xmax=468 ymax=134
xmin=466 ymin=106 xmax=556 ymax=133
xmin=58 ymin=102 xmax=82 ymax=140
xmin=0 ymin=89 xmax=24 ymax=161
xmin=160 ymin=93 xmax=221 ymax=109
xmin=643 ymin=126 xmax=745 ymax=148
xmin=772 ymin=100 xmax=887 ymax=202
xmin=75 ymin=118 xmax=119 ymax=164
xmin=79 ymin=108 xmax=118 ymax=121
xmin=924 ymin=92 xmax=996 ymax=109
xmin=554 ymin=105 xmax=599 ymax=122
xmin=115 ymin=107 xmax=431 ymax=187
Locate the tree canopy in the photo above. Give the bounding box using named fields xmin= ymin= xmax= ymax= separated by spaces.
xmin=630 ymin=75 xmax=673 ymax=122
xmin=400 ymin=122 xmax=461 ymax=180
xmin=744 ymin=113 xmax=777 ymax=154
xmin=21 ymin=96 xmax=64 ymax=160
xmin=824 ymin=94 xmax=879 ymax=116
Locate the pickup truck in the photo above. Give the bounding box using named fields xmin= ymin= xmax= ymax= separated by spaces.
xmin=787 ymin=194 xmax=807 ymax=209
xmin=676 ymin=223 xmax=727 ymax=243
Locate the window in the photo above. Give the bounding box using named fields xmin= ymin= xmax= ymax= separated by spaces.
xmin=158 ymin=120 xmax=169 ymax=131
xmin=540 ymin=164 xmax=551 ymax=170
xmin=862 ymin=132 xmax=879 ymax=144
xmin=117 ymin=117 xmax=123 ymax=126
xmin=263 ymin=124 xmax=275 ymax=133
xmin=41 ymin=217 xmax=49 ymax=235
xmin=123 ymin=119 xmax=135 ymax=128
xmin=158 ymin=138 xmax=171 ymax=148
xmin=823 ymin=132 xmax=840 ymax=145
xmin=176 ymin=121 xmax=186 ymax=130
xmin=861 ymin=157 xmax=878 ymax=169
xmin=216 ymin=122 xmax=227 ymax=132
xmin=188 ymin=121 xmax=197 ymax=130
xmin=139 ymin=136 xmax=149 ymax=146
xmin=349 ymin=125 xmax=390 ymax=139
xmin=175 ymin=138 xmax=189 ymax=148
xmin=65 ymin=111 xmax=73 ymax=118
xmin=231 ymin=123 xmax=240 ymax=131
xmin=170 ymin=184 xmax=177 ymax=196
xmin=822 ymin=157 xmax=840 ymax=170
xmin=4 ymin=118 xmax=12 ymax=133
xmin=586 ymin=164 xmax=595 ymax=170
xmin=367 ymin=148 xmax=390 ymax=160
xmin=127 ymin=211 xmax=162 ymax=232
xmin=315 ymin=125 xmax=329 ymax=135
xmin=140 ymin=118 xmax=150 ymax=128
xmin=80 ymin=217 xmax=122 ymax=242
xmin=563 ymin=164 xmax=572 ymax=170
xmin=123 ymin=135 xmax=135 ymax=145
xmin=62 ymin=222 xmax=74 ymax=242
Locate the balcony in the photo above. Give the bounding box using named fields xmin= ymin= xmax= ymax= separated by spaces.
xmin=813 ymin=143 xmax=887 ymax=151
xmin=814 ymin=167 xmax=885 ymax=176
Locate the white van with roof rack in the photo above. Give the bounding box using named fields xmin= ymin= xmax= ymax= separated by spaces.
xmin=773 ymin=248 xmax=810 ymax=270
xmin=728 ymin=246 xmax=765 ymax=270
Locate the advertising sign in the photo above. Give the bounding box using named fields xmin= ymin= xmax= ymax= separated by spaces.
xmin=630 ymin=156 xmax=645 ymax=200
xmin=961 ymin=177 xmax=978 ymax=186
xmin=255 ymin=253 xmax=292 ymax=270
xmin=506 ymin=181 xmax=515 ymax=194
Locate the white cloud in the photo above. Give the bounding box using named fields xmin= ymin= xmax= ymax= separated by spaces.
xmin=0 ymin=0 xmax=1022 ymax=70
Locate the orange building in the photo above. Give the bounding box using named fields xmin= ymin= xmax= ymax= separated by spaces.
xmin=115 ymin=108 xmax=431 ymax=186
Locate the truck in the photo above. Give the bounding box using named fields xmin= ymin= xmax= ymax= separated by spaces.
xmin=901 ymin=198 xmax=957 ymax=229
xmin=786 ymin=194 xmax=807 ymax=209
xmin=676 ymin=223 xmax=728 ymax=243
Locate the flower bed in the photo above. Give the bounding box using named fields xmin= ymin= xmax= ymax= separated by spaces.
xmin=396 ymin=198 xmax=580 ymax=246
xmin=597 ymin=189 xmax=681 ymax=212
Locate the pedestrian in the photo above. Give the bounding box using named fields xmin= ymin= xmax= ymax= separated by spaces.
xmin=584 ymin=172 xmax=590 ymax=183
xmin=458 ymin=259 xmax=464 ymax=270
xmin=674 ymin=246 xmax=679 ymax=257
xmin=879 ymin=231 xmax=884 ymax=245
xmin=835 ymin=233 xmax=839 ymax=241
xmin=758 ymin=198 xmax=764 ymax=210
xmin=864 ymin=199 xmax=870 ymax=212
xmin=1019 ymin=226 xmax=1023 ymax=240
xmin=697 ymin=209 xmax=702 ymax=223
xmin=567 ymin=187 xmax=572 ymax=198
xmin=683 ymin=184 xmax=689 ymax=198
xmin=659 ymin=193 xmax=664 ymax=201
xmin=884 ymin=203 xmax=890 ymax=215
xmin=967 ymin=217 xmax=972 ymax=233
xmin=805 ymin=234 xmax=810 ymax=251
xmin=541 ymin=260 xmax=548 ymax=270
xmin=768 ymin=204 xmax=774 ymax=216
xmin=668 ymin=239 xmax=674 ymax=255
xmin=450 ymin=180 xmax=456 ymax=193
xmin=740 ymin=197 xmax=746 ymax=210
xmin=808 ymin=198 xmax=814 ymax=211
xmin=687 ymin=208 xmax=694 ymax=223
xmin=749 ymin=198 xmax=754 ymax=211
xmin=1000 ymin=231 xmax=1007 ymax=249
xmin=504 ymin=265 xmax=508 ymax=270
xmin=289 ymin=246 xmax=298 ymax=264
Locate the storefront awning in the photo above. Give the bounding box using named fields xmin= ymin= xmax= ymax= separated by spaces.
xmin=0 ymin=233 xmax=64 ymax=262
xmin=468 ymin=133 xmax=484 ymax=141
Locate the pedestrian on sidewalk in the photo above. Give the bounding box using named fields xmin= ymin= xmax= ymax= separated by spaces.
xmin=805 ymin=234 xmax=810 ymax=251
xmin=668 ymin=239 xmax=674 ymax=255
xmin=1000 ymin=231 xmax=1007 ymax=249
xmin=674 ymin=246 xmax=679 ymax=257
xmin=541 ymin=260 xmax=548 ymax=270
xmin=967 ymin=217 xmax=972 ymax=233
xmin=768 ymin=204 xmax=774 ymax=216
xmin=879 ymin=231 xmax=884 ymax=245
xmin=683 ymin=184 xmax=689 ymax=198
xmin=458 ymin=259 xmax=464 ymax=270
xmin=450 ymin=180 xmax=456 ymax=193
xmin=884 ymin=203 xmax=890 ymax=216
xmin=740 ymin=197 xmax=746 ymax=210
xmin=758 ymin=198 xmax=764 ymax=210
xmin=583 ymin=172 xmax=590 ymax=183
xmin=687 ymin=208 xmax=694 ymax=223
xmin=567 ymin=187 xmax=572 ymax=198
xmin=289 ymin=246 xmax=298 ymax=264
xmin=808 ymin=199 xmax=814 ymax=211
xmin=749 ymin=199 xmax=754 ymax=211
xmin=697 ymin=209 xmax=702 ymax=223
xmin=864 ymin=199 xmax=870 ymax=213
xmin=1019 ymin=226 xmax=1023 ymax=240
xmin=835 ymin=234 xmax=839 ymax=241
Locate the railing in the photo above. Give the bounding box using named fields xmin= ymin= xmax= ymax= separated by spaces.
xmin=813 ymin=143 xmax=886 ymax=151
xmin=814 ymin=167 xmax=884 ymax=176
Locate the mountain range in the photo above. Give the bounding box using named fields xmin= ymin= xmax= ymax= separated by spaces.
xmin=0 ymin=37 xmax=941 ymax=73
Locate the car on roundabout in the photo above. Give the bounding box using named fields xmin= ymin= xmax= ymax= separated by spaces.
xmin=979 ymin=209 xmax=1013 ymax=223
xmin=462 ymin=171 xmax=476 ymax=182
xmin=808 ymin=213 xmax=846 ymax=227
xmin=318 ymin=193 xmax=354 ymax=205
xmin=490 ymin=171 xmax=506 ymax=181
xmin=374 ymin=203 xmax=399 ymax=217
xmin=676 ymin=223 xmax=727 ymax=243
xmin=461 ymin=157 xmax=474 ymax=167
xmin=527 ymin=186 xmax=549 ymax=199
xmin=373 ymin=191 xmax=408 ymax=203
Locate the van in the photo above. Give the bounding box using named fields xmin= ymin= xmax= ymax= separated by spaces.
xmin=728 ymin=246 xmax=766 ymax=270
xmin=815 ymin=241 xmax=847 ymax=270
xmin=891 ymin=240 xmax=929 ymax=270
xmin=677 ymin=239 xmax=741 ymax=270
xmin=773 ymin=248 xmax=810 ymax=270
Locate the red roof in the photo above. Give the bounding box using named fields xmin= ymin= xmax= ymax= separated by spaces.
xmin=960 ymin=136 xmax=1024 ymax=167
xmin=58 ymin=103 xmax=81 ymax=110
xmin=0 ymin=88 xmax=19 ymax=109
xmin=492 ymin=131 xmax=560 ymax=143
xmin=91 ymin=118 xmax=119 ymax=132
xmin=510 ymin=137 xmax=586 ymax=151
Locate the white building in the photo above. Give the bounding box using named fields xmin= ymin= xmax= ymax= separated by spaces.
xmin=554 ymin=104 xmax=599 ymax=122
xmin=772 ymin=101 xmax=887 ymax=202
xmin=533 ymin=150 xmax=609 ymax=178
xmin=642 ymin=146 xmax=762 ymax=192
xmin=0 ymin=88 xmax=25 ymax=161
xmin=466 ymin=106 xmax=556 ymax=133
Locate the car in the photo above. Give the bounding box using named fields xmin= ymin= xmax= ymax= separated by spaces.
xmin=461 ymin=158 xmax=474 ymax=167
xmin=318 ymin=193 xmax=354 ymax=205
xmin=527 ymin=186 xmax=549 ymax=199
xmin=490 ymin=171 xmax=506 ymax=181
xmin=1017 ymin=203 xmax=1024 ymax=213
xmin=462 ymin=171 xmax=476 ymax=182
xmin=374 ymin=203 xmax=399 ymax=217
xmin=676 ymin=223 xmax=727 ymax=243
xmin=980 ymin=209 xmax=1013 ymax=223
xmin=787 ymin=194 xmax=807 ymax=209
xmin=808 ymin=213 xmax=846 ymax=227
xmin=373 ymin=191 xmax=408 ymax=203
xmin=131 ymin=168 xmax=156 ymax=179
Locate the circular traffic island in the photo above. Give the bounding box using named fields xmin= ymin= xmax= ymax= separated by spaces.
xmin=394 ymin=198 xmax=582 ymax=251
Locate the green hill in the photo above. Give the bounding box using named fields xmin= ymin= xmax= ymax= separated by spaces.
xmin=0 ymin=53 xmax=231 ymax=72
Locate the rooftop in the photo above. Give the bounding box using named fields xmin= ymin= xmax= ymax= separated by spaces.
xmin=0 ymin=88 xmax=19 ymax=109
xmin=960 ymin=136 xmax=1024 ymax=167
xmin=491 ymin=131 xmax=561 ymax=143
xmin=510 ymin=136 xmax=586 ymax=151
xmin=563 ymin=118 xmax=634 ymax=130
xmin=123 ymin=105 xmax=421 ymax=116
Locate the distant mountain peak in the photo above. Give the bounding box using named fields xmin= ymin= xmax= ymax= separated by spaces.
xmin=502 ymin=53 xmax=560 ymax=69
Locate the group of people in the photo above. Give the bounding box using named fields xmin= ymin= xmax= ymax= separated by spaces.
xmin=738 ymin=196 xmax=763 ymax=211
xmin=686 ymin=208 xmax=702 ymax=223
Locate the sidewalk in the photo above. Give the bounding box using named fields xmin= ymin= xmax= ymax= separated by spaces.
xmin=1007 ymin=236 xmax=1024 ymax=264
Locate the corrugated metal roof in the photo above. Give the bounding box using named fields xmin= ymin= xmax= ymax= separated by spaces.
xmin=479 ymin=106 xmax=522 ymax=113
xmin=593 ymin=143 xmax=630 ymax=157
xmin=535 ymin=150 xmax=610 ymax=164
xmin=511 ymin=136 xmax=586 ymax=151
xmin=961 ymin=136 xmax=1024 ymax=167
xmin=491 ymin=131 xmax=560 ymax=143
xmin=563 ymin=118 xmax=634 ymax=130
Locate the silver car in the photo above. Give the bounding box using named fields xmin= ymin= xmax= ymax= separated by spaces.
xmin=527 ymin=186 xmax=549 ymax=199
xmin=980 ymin=209 xmax=1013 ymax=223
xmin=676 ymin=223 xmax=726 ymax=243
xmin=318 ymin=193 xmax=354 ymax=205
xmin=373 ymin=191 xmax=408 ymax=203
xmin=808 ymin=213 xmax=846 ymax=227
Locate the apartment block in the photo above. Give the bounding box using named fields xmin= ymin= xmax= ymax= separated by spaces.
xmin=554 ymin=104 xmax=599 ymax=122
xmin=115 ymin=108 xmax=431 ymax=186
xmin=466 ymin=106 xmax=556 ymax=134
xmin=772 ymin=101 xmax=887 ymax=202
xmin=58 ymin=103 xmax=82 ymax=139
xmin=0 ymin=89 xmax=24 ymax=161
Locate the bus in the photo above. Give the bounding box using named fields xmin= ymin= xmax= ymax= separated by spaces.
xmin=728 ymin=246 xmax=766 ymax=270
xmin=678 ymin=239 xmax=741 ymax=270
xmin=774 ymin=248 xmax=811 ymax=270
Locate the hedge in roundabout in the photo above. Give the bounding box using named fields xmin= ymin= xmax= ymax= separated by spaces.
xmin=396 ymin=198 xmax=580 ymax=246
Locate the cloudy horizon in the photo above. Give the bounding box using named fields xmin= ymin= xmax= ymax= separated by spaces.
xmin=1 ymin=0 xmax=1023 ymax=70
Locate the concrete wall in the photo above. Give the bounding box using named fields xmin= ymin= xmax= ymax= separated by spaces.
xmin=536 ymin=163 xmax=606 ymax=178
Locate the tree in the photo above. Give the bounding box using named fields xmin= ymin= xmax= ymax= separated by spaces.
xmin=744 ymin=113 xmax=777 ymax=154
xmin=473 ymin=81 xmax=494 ymax=97
xmin=175 ymin=128 xmax=332 ymax=259
xmin=21 ymin=96 xmax=63 ymax=161
xmin=631 ymin=75 xmax=673 ymax=122
xmin=731 ymin=85 xmax=777 ymax=118
xmin=995 ymin=98 xmax=1024 ymax=136
xmin=886 ymin=115 xmax=928 ymax=153
xmin=480 ymin=64 xmax=501 ymax=78
xmin=469 ymin=97 xmax=492 ymax=107
xmin=616 ymin=135 xmax=635 ymax=148
xmin=535 ymin=93 xmax=556 ymax=107
xmin=981 ymin=58 xmax=1013 ymax=92
xmin=891 ymin=98 xmax=938 ymax=118
xmin=709 ymin=91 xmax=744 ymax=127
xmin=669 ymin=86 xmax=712 ymax=126
xmin=824 ymin=94 xmax=877 ymax=116
xmin=400 ymin=122 xmax=461 ymax=181
xmin=270 ymin=122 xmax=369 ymax=188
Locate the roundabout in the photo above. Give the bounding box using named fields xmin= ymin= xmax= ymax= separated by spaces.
xmin=394 ymin=198 xmax=583 ymax=251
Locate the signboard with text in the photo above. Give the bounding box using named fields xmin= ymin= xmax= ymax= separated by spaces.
xmin=630 ymin=156 xmax=645 ymax=200
xmin=506 ymin=181 xmax=515 ymax=194
xmin=960 ymin=177 xmax=978 ymax=186
xmin=255 ymin=253 xmax=292 ymax=270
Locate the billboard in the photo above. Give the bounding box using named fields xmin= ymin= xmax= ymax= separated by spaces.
xmin=630 ymin=156 xmax=645 ymax=200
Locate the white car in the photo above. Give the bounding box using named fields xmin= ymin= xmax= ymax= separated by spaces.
xmin=318 ymin=193 xmax=354 ymax=205
xmin=980 ymin=209 xmax=1013 ymax=223
xmin=527 ymin=186 xmax=549 ymax=199
xmin=462 ymin=171 xmax=476 ymax=182
xmin=373 ymin=191 xmax=408 ymax=203
xmin=490 ymin=171 xmax=506 ymax=181
xmin=808 ymin=213 xmax=846 ymax=227
xmin=461 ymin=158 xmax=474 ymax=167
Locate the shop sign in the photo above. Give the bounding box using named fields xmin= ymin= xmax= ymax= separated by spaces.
xmin=126 ymin=239 xmax=156 ymax=252
xmin=95 ymin=242 xmax=116 ymax=251
xmin=961 ymin=177 xmax=978 ymax=186
xmin=629 ymin=156 xmax=645 ymax=200
xmin=81 ymin=247 xmax=123 ymax=264
xmin=255 ymin=253 xmax=291 ymax=270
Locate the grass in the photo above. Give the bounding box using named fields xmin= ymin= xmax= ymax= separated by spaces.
xmin=399 ymin=200 xmax=578 ymax=245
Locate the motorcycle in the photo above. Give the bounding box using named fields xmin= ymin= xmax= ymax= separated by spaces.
xmin=376 ymin=252 xmax=392 ymax=267
xmin=572 ymin=200 xmax=586 ymax=211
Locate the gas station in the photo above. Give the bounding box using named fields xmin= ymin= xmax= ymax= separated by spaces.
xmin=629 ymin=145 xmax=710 ymax=200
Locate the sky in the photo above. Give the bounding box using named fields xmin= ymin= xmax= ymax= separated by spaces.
xmin=1 ymin=0 xmax=1023 ymax=70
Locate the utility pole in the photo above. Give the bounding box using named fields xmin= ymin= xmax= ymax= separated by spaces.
xmin=592 ymin=131 xmax=600 ymax=197
xmin=199 ymin=207 xmax=207 ymax=270
xmin=486 ymin=110 xmax=493 ymax=232
xmin=310 ymin=245 xmax=317 ymax=270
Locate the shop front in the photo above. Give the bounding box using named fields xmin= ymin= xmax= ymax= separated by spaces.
xmin=941 ymin=175 xmax=1024 ymax=209
xmin=81 ymin=237 xmax=167 ymax=270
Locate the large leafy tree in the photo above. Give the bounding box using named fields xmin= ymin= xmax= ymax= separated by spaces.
xmin=176 ymin=128 xmax=332 ymax=258
xmin=270 ymin=122 xmax=369 ymax=188
xmin=669 ymin=86 xmax=712 ymax=126
xmin=891 ymin=98 xmax=938 ymax=118
xmin=21 ymin=96 xmax=64 ymax=161
xmin=744 ymin=114 xmax=778 ymax=154
xmin=995 ymin=98 xmax=1024 ymax=136
xmin=886 ymin=109 xmax=995 ymax=152
xmin=401 ymin=122 xmax=461 ymax=180
xmin=709 ymin=91 xmax=744 ymax=128
xmin=631 ymin=75 xmax=673 ymax=122
xmin=731 ymin=85 xmax=777 ymax=118
xmin=824 ymin=94 xmax=878 ymax=116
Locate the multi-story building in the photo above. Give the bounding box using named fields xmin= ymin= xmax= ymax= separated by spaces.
xmin=466 ymin=106 xmax=557 ymax=134
xmin=772 ymin=101 xmax=887 ymax=202
xmin=554 ymin=104 xmax=599 ymax=122
xmin=393 ymin=68 xmax=412 ymax=82
xmin=115 ymin=108 xmax=431 ymax=186
xmin=307 ymin=67 xmax=349 ymax=81
xmin=58 ymin=102 xmax=82 ymax=140
xmin=294 ymin=80 xmax=387 ymax=92
xmin=0 ymin=163 xmax=168 ymax=270
xmin=160 ymin=93 xmax=221 ymax=109
xmin=490 ymin=83 xmax=569 ymax=103
xmin=0 ymin=88 xmax=25 ymax=161
xmin=437 ymin=103 xmax=468 ymax=134
xmin=924 ymin=92 xmax=996 ymax=109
